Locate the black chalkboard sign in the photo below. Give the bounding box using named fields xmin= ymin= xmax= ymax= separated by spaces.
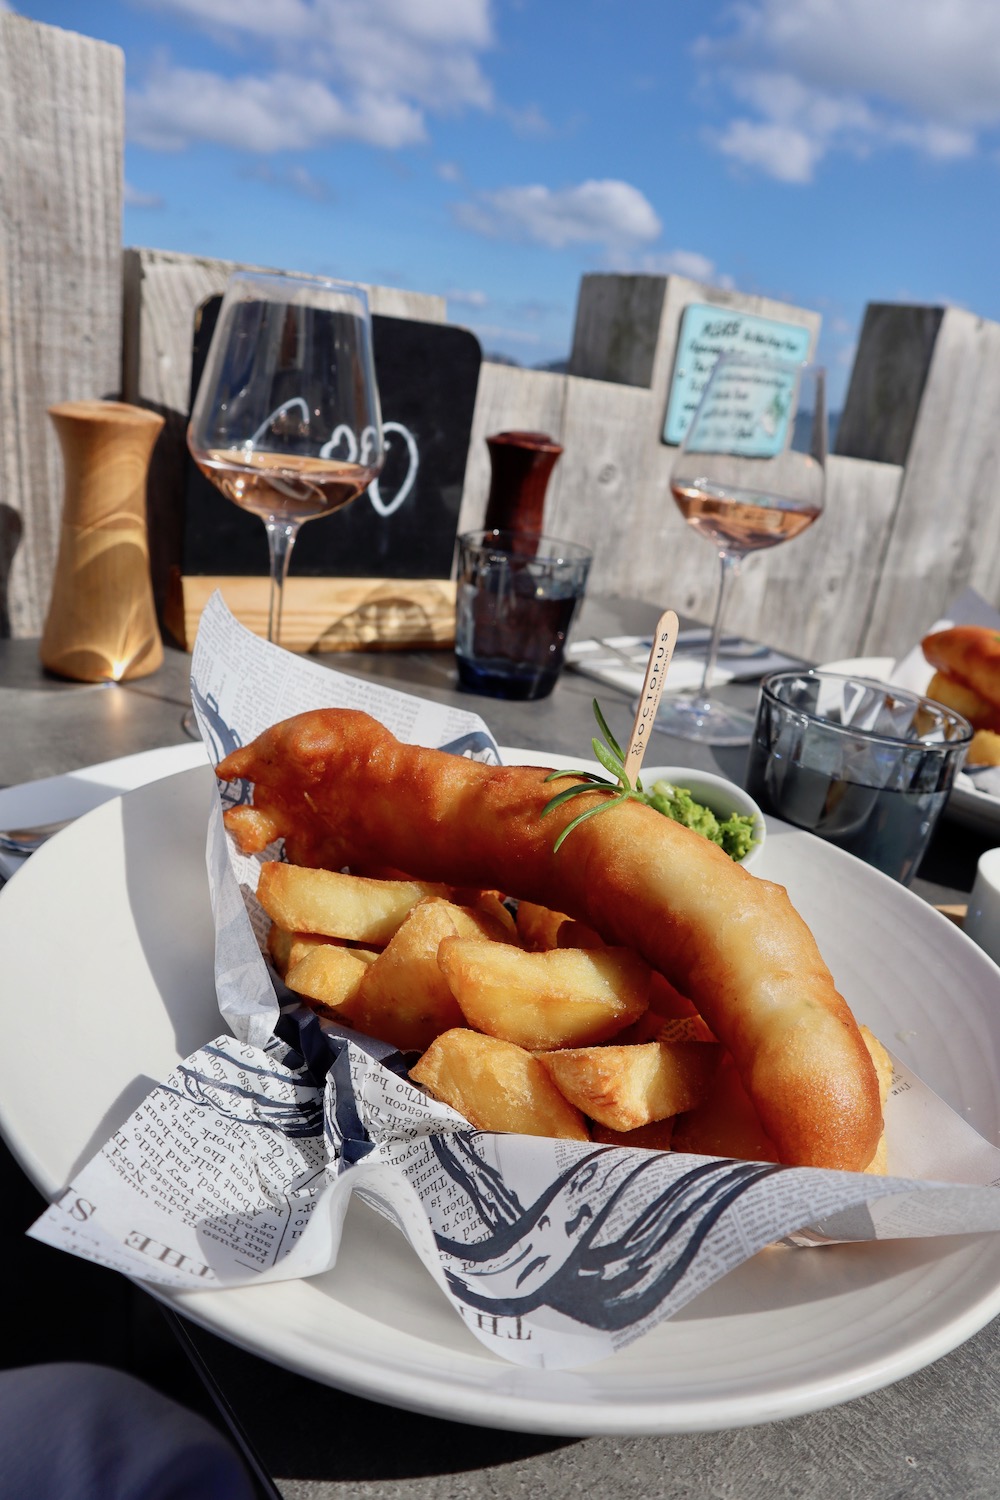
xmin=182 ymin=298 xmax=482 ymax=579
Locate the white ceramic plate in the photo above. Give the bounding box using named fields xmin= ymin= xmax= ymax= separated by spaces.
xmin=3 ymin=761 xmax=1000 ymax=1435
xmin=0 ymin=741 xmax=209 ymax=880
xmin=817 ymin=656 xmax=1000 ymax=836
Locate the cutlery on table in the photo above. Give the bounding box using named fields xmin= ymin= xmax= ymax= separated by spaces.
xmin=590 ymin=633 xmax=768 ymax=668
xmin=0 ymin=817 xmax=75 ymax=856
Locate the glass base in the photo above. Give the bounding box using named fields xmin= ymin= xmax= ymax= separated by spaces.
xmin=455 ymin=656 xmax=559 ymax=702
xmin=651 ymin=693 xmax=756 ymax=747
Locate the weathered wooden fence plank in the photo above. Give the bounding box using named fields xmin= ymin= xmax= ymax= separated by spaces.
xmin=0 ymin=15 xmax=123 ymax=636
xmin=857 ymin=306 xmax=1000 ymax=657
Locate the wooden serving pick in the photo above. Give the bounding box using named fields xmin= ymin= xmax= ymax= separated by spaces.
xmin=623 ymin=610 xmax=679 ymax=783
xmin=40 ymin=400 xmax=165 ymax=682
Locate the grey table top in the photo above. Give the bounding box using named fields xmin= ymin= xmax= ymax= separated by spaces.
xmin=2 ymin=597 xmax=999 ymax=1500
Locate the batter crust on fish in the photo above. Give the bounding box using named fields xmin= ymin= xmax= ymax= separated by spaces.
xmin=217 ymin=709 xmax=882 ymax=1172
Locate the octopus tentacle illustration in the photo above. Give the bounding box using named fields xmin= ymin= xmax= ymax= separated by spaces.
xmin=429 ymin=1134 xmax=780 ymax=1330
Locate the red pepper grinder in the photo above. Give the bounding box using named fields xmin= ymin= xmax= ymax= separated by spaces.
xmin=483 ymin=430 xmax=563 ymax=536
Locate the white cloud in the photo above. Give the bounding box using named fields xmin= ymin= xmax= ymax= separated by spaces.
xmin=638 ymin=249 xmax=722 ymax=283
xmin=129 ymin=66 xmax=425 ymax=152
xmin=454 ymin=180 xmax=661 ymax=250
xmin=696 ymin=0 xmax=1000 ymax=180
xmin=715 ymin=118 xmax=823 ymax=183
xmin=129 ymin=0 xmax=495 ymax=155
xmin=436 ymin=161 xmax=463 ymax=183
xmin=123 ymin=181 xmax=165 ymax=208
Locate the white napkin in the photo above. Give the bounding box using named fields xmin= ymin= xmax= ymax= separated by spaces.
xmin=567 ymin=631 xmax=802 ymax=696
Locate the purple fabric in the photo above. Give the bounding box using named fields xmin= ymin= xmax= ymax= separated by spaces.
xmin=0 ymin=1364 xmax=256 ymax=1500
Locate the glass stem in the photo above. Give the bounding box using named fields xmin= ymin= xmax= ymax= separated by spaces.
xmin=697 ymin=550 xmax=742 ymax=707
xmin=264 ymin=519 xmax=301 ymax=647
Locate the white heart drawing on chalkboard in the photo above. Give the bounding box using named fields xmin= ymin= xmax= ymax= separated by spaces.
xmin=321 ymin=423 xmax=359 ymax=463
xmin=320 ymin=421 xmax=420 ymax=519
xmin=367 ymin=422 xmax=419 ymax=518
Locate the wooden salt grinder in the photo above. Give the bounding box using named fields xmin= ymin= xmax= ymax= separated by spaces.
xmin=40 ymin=401 xmax=165 ymax=682
xmin=483 ymin=430 xmax=563 ymax=536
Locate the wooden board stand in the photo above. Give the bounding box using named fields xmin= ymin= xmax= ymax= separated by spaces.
xmin=165 ymin=572 xmax=457 ymax=653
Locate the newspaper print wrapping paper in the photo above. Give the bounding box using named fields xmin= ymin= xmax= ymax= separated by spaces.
xmin=28 ymin=593 xmax=1000 ymax=1370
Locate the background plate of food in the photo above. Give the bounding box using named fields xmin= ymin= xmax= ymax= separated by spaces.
xmin=819 ymin=636 xmax=1000 ymax=835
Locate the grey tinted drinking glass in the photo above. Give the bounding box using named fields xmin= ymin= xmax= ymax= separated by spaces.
xmin=746 ymin=671 xmax=972 ymax=885
xmin=455 ymin=529 xmax=592 ymax=700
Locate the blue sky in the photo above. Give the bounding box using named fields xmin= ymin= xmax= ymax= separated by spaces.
xmin=10 ymin=0 xmax=1000 ymax=406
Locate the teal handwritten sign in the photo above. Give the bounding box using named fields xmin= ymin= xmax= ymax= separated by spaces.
xmin=663 ymin=304 xmax=812 ymax=448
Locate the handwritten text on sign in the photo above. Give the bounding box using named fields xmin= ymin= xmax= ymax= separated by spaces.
xmin=663 ymin=305 xmax=811 ymax=448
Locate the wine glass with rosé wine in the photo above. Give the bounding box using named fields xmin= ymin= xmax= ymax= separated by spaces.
xmin=655 ymin=351 xmax=827 ymax=746
xmin=187 ymin=270 xmax=384 ymax=647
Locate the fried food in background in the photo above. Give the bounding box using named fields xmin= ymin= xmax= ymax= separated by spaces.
xmin=966 ymin=730 xmax=1000 ymax=767
xmin=217 ymin=709 xmax=882 ymax=1173
xmin=922 ymin=626 xmax=1000 ymax=734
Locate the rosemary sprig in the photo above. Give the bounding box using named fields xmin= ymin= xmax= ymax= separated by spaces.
xmin=541 ymin=699 xmax=645 ymax=853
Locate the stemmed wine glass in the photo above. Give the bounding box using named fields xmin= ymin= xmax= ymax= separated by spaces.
xmin=187 ymin=270 xmax=384 ymax=647
xmin=654 ymin=352 xmax=827 ymax=746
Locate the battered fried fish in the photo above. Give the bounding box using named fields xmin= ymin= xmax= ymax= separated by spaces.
xmin=217 ymin=709 xmax=882 ymax=1172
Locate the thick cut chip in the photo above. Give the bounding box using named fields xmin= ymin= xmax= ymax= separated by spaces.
xmin=255 ymin=864 xmax=449 ymax=945
xmin=612 ymin=1010 xmax=672 ymax=1046
xmin=540 ymin=1041 xmax=720 ymax=1131
xmin=291 ymin=936 xmax=379 ymax=970
xmin=515 ymin=900 xmax=569 ymax=951
xmin=339 ymin=899 xmax=509 ymax=1053
xmin=471 ymin=890 xmax=518 ymax=938
xmin=672 ymin=1055 xmax=780 ymax=1162
xmin=285 ymin=944 xmax=377 ymax=1016
xmin=647 ymin=973 xmax=715 ymax=1040
xmin=267 ymin=924 xmax=322 ymax=978
xmin=450 ymin=888 xmax=518 ymax=938
xmin=410 ymin=1029 xmax=589 ymax=1140
xmin=438 ymin=938 xmax=651 ymax=1050
xmin=591 ymin=1117 xmax=675 ymax=1152
xmin=267 ymin=922 xmax=378 ymax=980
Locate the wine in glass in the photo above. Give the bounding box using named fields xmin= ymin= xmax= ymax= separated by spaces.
xmin=187 ymin=270 xmax=384 ymax=647
xmin=656 ymin=352 xmax=826 ymax=746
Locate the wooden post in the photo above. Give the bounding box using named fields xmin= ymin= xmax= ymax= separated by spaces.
xmin=842 ymin=304 xmax=1000 ymax=658
xmin=0 ymin=15 xmax=124 ymax=637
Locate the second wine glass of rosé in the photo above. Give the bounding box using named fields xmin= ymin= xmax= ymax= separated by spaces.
xmin=187 ymin=270 xmax=384 ymax=647
xmin=655 ymin=351 xmax=827 ymax=746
